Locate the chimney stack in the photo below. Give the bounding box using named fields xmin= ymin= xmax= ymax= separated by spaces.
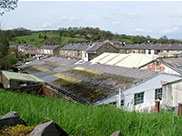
xmin=121 ymin=42 xmax=125 ymax=47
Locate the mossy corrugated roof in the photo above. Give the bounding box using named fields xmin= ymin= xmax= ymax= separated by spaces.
xmin=2 ymin=71 xmax=44 ymax=83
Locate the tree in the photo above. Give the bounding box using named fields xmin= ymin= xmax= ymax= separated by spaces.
xmin=158 ymin=35 xmax=168 ymax=44
xmin=0 ymin=0 xmax=18 ymax=15
xmin=6 ymin=54 xmax=18 ymax=69
xmin=0 ymin=32 xmax=10 ymax=69
xmin=44 ymin=35 xmax=47 ymax=40
xmin=0 ymin=0 xmax=18 ymax=69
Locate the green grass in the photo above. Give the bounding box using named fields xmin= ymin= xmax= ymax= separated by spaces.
xmin=122 ymin=38 xmax=132 ymax=44
xmin=10 ymin=31 xmax=88 ymax=48
xmin=1 ymin=88 xmax=182 ymax=136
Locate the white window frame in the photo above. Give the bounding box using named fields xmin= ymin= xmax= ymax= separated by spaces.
xmin=134 ymin=92 xmax=144 ymax=105
xmin=155 ymin=88 xmax=162 ymax=100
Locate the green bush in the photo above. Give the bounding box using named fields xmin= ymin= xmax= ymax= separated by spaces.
xmin=6 ymin=54 xmax=18 ymax=68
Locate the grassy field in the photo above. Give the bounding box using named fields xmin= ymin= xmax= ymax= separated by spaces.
xmin=10 ymin=31 xmax=133 ymax=48
xmin=0 ymin=88 xmax=182 ymax=136
xmin=122 ymin=38 xmax=132 ymax=44
xmin=10 ymin=31 xmax=88 ymax=48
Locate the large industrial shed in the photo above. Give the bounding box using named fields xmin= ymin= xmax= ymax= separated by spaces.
xmin=1 ymin=71 xmax=44 ymax=90
xmin=95 ymin=72 xmax=181 ymax=112
xmin=19 ymin=57 xmax=182 ymax=112
xmin=90 ymin=53 xmax=158 ymax=68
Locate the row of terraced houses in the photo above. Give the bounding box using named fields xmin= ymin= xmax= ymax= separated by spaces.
xmin=10 ymin=40 xmax=182 ymax=61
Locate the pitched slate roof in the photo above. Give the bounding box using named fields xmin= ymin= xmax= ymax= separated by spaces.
xmin=86 ymin=42 xmax=106 ymax=53
xmin=116 ymin=43 xmax=182 ymax=50
xmin=61 ymin=42 xmax=111 ymax=53
xmin=159 ymin=57 xmax=182 ymax=75
xmin=18 ymin=45 xmax=33 ymax=49
xmin=109 ymin=40 xmax=122 ymax=45
xmin=9 ymin=45 xmax=19 ymax=48
xmin=40 ymin=45 xmax=60 ymax=50
xmin=107 ymin=40 xmax=123 ymax=48
xmin=61 ymin=43 xmax=89 ymax=51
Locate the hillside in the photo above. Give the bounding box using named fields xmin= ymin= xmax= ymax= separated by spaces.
xmin=7 ymin=27 xmax=181 ymax=49
xmin=10 ymin=31 xmax=88 ymax=48
xmin=0 ymin=88 xmax=182 ymax=136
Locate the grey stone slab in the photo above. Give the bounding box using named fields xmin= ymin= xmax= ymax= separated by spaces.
xmin=30 ymin=120 xmax=68 ymax=136
xmin=0 ymin=112 xmax=26 ymax=128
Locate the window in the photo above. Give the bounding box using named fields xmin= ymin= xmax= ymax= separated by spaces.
xmin=134 ymin=92 xmax=144 ymax=105
xmin=78 ymin=51 xmax=80 ymax=57
xmin=121 ymin=100 xmax=124 ymax=106
xmin=140 ymin=50 xmax=144 ymax=54
xmin=157 ymin=50 xmax=160 ymax=54
xmin=109 ymin=100 xmax=124 ymax=107
xmin=110 ymin=101 xmax=117 ymax=106
xmin=148 ymin=49 xmax=151 ymax=54
xmin=155 ymin=88 xmax=162 ymax=100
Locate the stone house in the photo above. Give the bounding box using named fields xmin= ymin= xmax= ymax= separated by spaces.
xmin=20 ymin=45 xmax=38 ymax=56
xmin=9 ymin=45 xmax=38 ymax=56
xmin=59 ymin=43 xmax=88 ymax=60
xmin=38 ymin=45 xmax=61 ymax=56
xmin=59 ymin=41 xmax=119 ymax=61
xmin=109 ymin=42 xmax=182 ymax=56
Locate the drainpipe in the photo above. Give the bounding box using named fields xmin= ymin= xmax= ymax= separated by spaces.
xmin=118 ymin=88 xmax=121 ymax=108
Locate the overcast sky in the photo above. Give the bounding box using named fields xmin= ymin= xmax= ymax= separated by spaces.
xmin=1 ymin=1 xmax=182 ymax=39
